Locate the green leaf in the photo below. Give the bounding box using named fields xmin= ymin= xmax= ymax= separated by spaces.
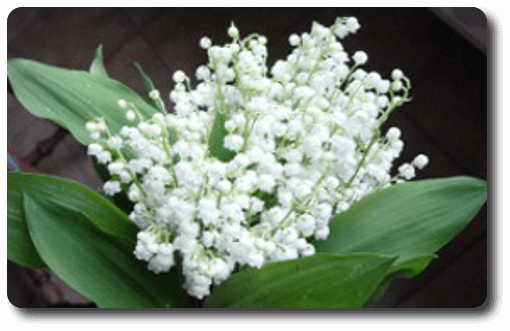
xmin=8 ymin=57 xmax=178 ymax=193
xmin=7 ymin=172 xmax=48 ymax=270
xmin=314 ymin=177 xmax=485 ymax=306
xmin=10 ymin=171 xmax=193 ymax=308
xmin=8 ymin=172 xmax=136 ymax=242
xmin=133 ymin=62 xmax=161 ymax=111
xmin=23 ymin=193 xmax=192 ymax=308
xmin=89 ymin=44 xmax=108 ymax=77
xmin=204 ymin=253 xmax=395 ymax=308
xmin=8 ymin=57 xmax=177 ymax=191
xmin=208 ymin=112 xmax=236 ymax=162
xmin=388 ymin=254 xmax=437 ymax=279
xmin=314 ymin=176 xmax=487 ymax=275
xmin=7 ymin=58 xmax=158 ymax=146
xmin=362 ymin=254 xmax=436 ymax=307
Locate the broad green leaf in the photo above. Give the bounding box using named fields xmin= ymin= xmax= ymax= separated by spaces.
xmin=7 ymin=58 xmax=158 ymax=146
xmin=204 ymin=253 xmax=395 ymax=308
xmin=314 ymin=176 xmax=487 ymax=275
xmin=7 ymin=172 xmax=192 ymax=307
xmin=23 ymin=194 xmax=192 ymax=308
xmin=362 ymin=276 xmax=393 ymax=307
xmin=208 ymin=112 xmax=236 ymax=162
xmin=362 ymin=254 xmax=436 ymax=307
xmin=8 ymin=172 xmax=136 ymax=242
xmin=388 ymin=254 xmax=437 ymax=279
xmin=89 ymin=44 xmax=108 ymax=77
xmin=134 ymin=62 xmax=161 ymax=111
xmin=8 ymin=57 xmax=178 ymax=188
xmin=7 ymin=172 xmax=48 ymax=270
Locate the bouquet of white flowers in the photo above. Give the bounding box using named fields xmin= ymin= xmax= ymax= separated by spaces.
xmin=7 ymin=16 xmax=486 ymax=308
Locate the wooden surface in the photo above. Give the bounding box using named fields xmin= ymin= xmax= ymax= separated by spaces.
xmin=7 ymin=7 xmax=487 ymax=309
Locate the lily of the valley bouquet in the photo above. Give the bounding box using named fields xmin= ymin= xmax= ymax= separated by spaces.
xmin=7 ymin=17 xmax=486 ymax=308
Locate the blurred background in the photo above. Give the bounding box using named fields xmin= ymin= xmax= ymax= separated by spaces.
xmin=7 ymin=7 xmax=487 ymax=308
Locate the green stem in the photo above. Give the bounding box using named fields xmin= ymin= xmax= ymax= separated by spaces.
xmin=345 ymin=134 xmax=378 ymax=188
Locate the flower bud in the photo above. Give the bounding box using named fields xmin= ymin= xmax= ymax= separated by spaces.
xmin=353 ymin=51 xmax=368 ymax=65
xmin=199 ymin=36 xmax=212 ymax=49
xmin=117 ymin=99 xmax=128 ymax=108
xmin=391 ymin=68 xmax=404 ymax=80
xmin=149 ymin=90 xmax=160 ymax=99
xmin=386 ymin=127 xmax=401 ymax=141
xmin=85 ymin=121 xmax=97 ymax=132
xmin=227 ymin=23 xmax=239 ymax=39
xmin=412 ymin=154 xmax=429 ymax=169
xmin=288 ymin=34 xmax=300 ymax=46
xmin=173 ymin=70 xmax=186 ymax=83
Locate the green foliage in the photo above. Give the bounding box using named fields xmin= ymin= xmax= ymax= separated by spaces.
xmin=134 ymin=61 xmax=162 ymax=111
xmin=205 ymin=253 xmax=395 ymax=308
xmin=9 ymin=172 xmax=192 ymax=308
xmin=315 ymin=177 xmax=486 ymax=265
xmin=89 ymin=44 xmax=108 ymax=77
xmin=7 ymin=172 xmax=48 ymax=270
xmin=7 ymin=58 xmax=158 ymax=146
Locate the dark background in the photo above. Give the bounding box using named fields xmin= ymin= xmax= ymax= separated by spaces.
xmin=7 ymin=7 xmax=488 ymax=308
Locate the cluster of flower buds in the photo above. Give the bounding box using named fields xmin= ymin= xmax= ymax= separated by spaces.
xmin=87 ymin=17 xmax=428 ymax=299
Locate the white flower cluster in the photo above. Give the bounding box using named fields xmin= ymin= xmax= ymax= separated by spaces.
xmin=86 ymin=17 xmax=428 ymax=299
